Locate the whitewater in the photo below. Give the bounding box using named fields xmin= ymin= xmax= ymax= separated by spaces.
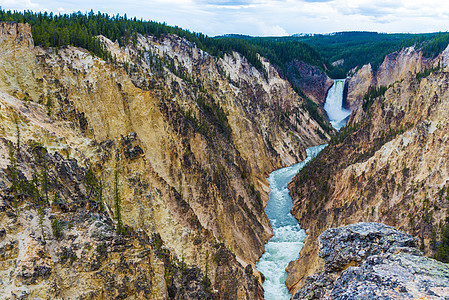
xmin=323 ymin=79 xmax=352 ymax=130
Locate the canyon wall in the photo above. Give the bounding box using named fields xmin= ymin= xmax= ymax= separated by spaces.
xmin=0 ymin=22 xmax=329 ymax=299
xmin=287 ymin=58 xmax=449 ymax=294
xmin=344 ymin=45 xmax=449 ymax=111
xmin=285 ymin=60 xmax=334 ymax=106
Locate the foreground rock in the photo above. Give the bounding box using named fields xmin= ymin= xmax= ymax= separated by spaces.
xmin=294 ymin=223 xmax=449 ymax=300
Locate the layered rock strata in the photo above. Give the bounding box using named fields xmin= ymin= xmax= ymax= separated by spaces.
xmin=0 ymin=22 xmax=330 ymax=298
xmin=285 ymin=60 xmax=334 ymax=106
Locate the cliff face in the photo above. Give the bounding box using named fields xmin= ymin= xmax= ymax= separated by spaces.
xmin=287 ymin=67 xmax=449 ymax=294
xmin=0 ymin=22 xmax=329 ymax=298
xmin=345 ymin=46 xmax=437 ymax=111
xmin=286 ymin=60 xmax=334 ymax=106
xmin=294 ymin=223 xmax=449 ymax=300
xmin=344 ymin=64 xmax=374 ymax=111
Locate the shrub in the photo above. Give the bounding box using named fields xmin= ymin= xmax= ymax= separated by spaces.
xmin=435 ymin=223 xmax=449 ymax=263
xmin=51 ymin=218 xmax=62 ymax=239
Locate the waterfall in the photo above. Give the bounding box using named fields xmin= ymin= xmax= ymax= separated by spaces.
xmin=323 ymin=79 xmax=352 ymax=130
xmin=256 ymin=145 xmax=327 ymax=300
xmin=256 ymin=80 xmax=347 ymax=299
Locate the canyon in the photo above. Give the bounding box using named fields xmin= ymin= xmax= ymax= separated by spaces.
xmin=0 ymin=21 xmax=330 ymax=299
xmin=286 ymin=43 xmax=449 ymax=296
xmin=1 ymin=18 xmax=449 ymax=300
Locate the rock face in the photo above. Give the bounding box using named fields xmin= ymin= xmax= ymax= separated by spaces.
xmin=293 ymin=223 xmax=449 ymax=300
xmin=0 ymin=136 xmax=230 ymax=299
xmin=376 ymin=46 xmax=429 ymax=87
xmin=0 ymin=22 xmax=330 ymax=298
xmin=287 ymin=59 xmax=449 ymax=294
xmin=345 ymin=46 xmax=432 ymax=111
xmin=0 ymin=91 xmax=251 ymax=299
xmin=344 ymin=64 xmax=374 ymax=111
xmin=286 ymin=60 xmax=334 ymax=105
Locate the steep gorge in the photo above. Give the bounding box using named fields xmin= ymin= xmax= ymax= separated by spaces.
xmin=286 ymin=46 xmax=449 ymax=294
xmin=0 ymin=22 xmax=330 ymax=299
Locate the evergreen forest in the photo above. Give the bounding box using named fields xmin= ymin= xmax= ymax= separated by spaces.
xmin=1 ymin=9 xmax=448 ymax=80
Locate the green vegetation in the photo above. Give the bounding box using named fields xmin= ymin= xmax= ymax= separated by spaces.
xmin=202 ymin=251 xmax=211 ymax=291
xmin=84 ymin=166 xmax=104 ymax=211
xmin=51 ymin=218 xmax=62 ymax=239
xmin=8 ymin=143 xmax=19 ymax=209
xmin=3 ymin=10 xmax=449 ymax=143
xmin=46 ymin=97 xmax=53 ymax=116
xmin=0 ymin=10 xmax=110 ymax=60
xmin=302 ymin=96 xmax=333 ymax=134
xmin=224 ymin=36 xmax=327 ymax=75
xmin=15 ymin=117 xmax=20 ymax=150
xmin=8 ymin=119 xmax=21 ymax=210
xmin=362 ymin=85 xmax=388 ymax=111
xmin=296 ymin=31 xmax=449 ymax=78
xmin=416 ymin=65 xmax=441 ymax=81
xmin=435 ymin=221 xmax=449 ymax=263
xmin=227 ymin=31 xmax=449 ymax=78
xmin=196 ymin=95 xmax=232 ymax=139
xmin=0 ymin=10 xmax=265 ymax=74
xmin=113 ymin=159 xmax=125 ymax=235
xmin=183 ymin=94 xmax=232 ymax=140
xmin=184 ymin=108 xmax=212 ymax=138
xmin=96 ymin=243 xmax=107 ymax=255
xmin=2 ymin=10 xmax=448 ymax=84
xmin=7 ymin=130 xmax=51 ymax=213
xmin=39 ymin=147 xmax=50 ymax=204
xmin=420 ymin=33 xmax=449 ymax=58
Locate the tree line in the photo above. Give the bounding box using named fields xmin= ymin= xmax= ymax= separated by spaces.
xmin=0 ymin=10 xmax=266 ymax=73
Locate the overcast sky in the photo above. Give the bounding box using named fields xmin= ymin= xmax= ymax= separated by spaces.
xmin=2 ymin=0 xmax=449 ymax=36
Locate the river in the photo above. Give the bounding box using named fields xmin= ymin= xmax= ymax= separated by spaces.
xmin=256 ymin=79 xmax=350 ymax=299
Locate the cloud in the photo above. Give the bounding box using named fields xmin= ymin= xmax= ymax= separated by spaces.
xmin=262 ymin=24 xmax=288 ymax=36
xmin=1 ymin=0 xmax=40 ymax=10
xmin=202 ymin=0 xmax=253 ymax=5
xmin=3 ymin=0 xmax=449 ymax=36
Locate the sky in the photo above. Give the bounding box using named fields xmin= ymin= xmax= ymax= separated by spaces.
xmin=1 ymin=0 xmax=449 ymax=36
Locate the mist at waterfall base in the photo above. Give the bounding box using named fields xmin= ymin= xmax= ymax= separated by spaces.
xmin=324 ymin=79 xmax=352 ymax=130
xmin=256 ymin=145 xmax=326 ymax=300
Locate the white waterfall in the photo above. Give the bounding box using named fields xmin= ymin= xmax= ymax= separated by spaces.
xmin=323 ymin=79 xmax=351 ymax=130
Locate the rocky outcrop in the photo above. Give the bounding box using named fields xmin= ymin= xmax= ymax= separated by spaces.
xmin=346 ymin=43 xmax=449 ymax=112
xmin=287 ymin=68 xmax=449 ymax=294
xmin=435 ymin=44 xmax=449 ymax=70
xmin=294 ymin=223 xmax=449 ymax=300
xmin=0 ymin=22 xmax=330 ymax=298
xmin=286 ymin=60 xmax=334 ymax=105
xmin=376 ymin=46 xmax=429 ymax=87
